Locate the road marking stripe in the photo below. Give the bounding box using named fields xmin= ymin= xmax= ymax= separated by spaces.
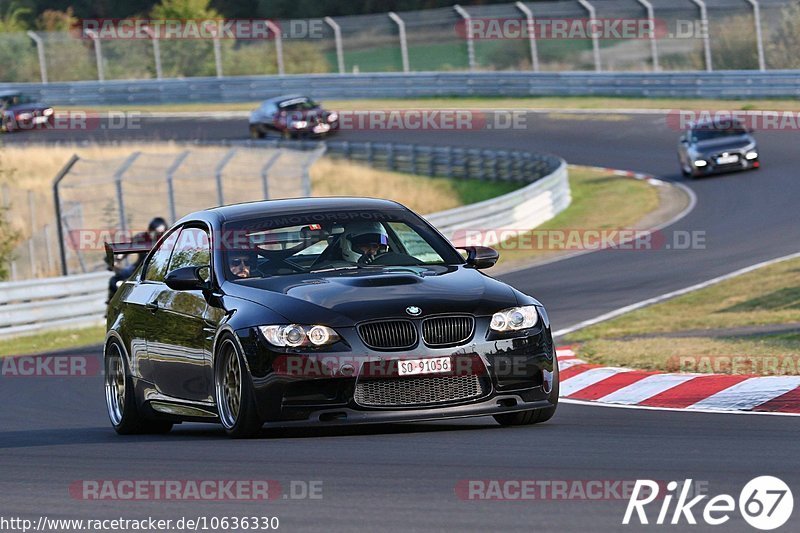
xmin=751 ymin=387 xmax=800 ymax=414
xmin=561 ymin=367 xmax=628 ymax=397
xmin=567 ymin=370 xmax=658 ymax=401
xmin=558 ymin=358 xmax=589 ymax=372
xmin=638 ymin=374 xmax=751 ymax=409
xmin=558 ymin=363 xmax=599 ymax=381
xmin=597 ymin=374 xmax=697 ymax=405
xmin=688 ymin=376 xmax=800 ymax=411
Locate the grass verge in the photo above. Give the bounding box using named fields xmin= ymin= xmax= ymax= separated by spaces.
xmin=566 ymin=257 xmax=800 ymax=374
xmin=0 ymin=324 xmax=106 ymax=357
xmin=58 ymin=96 xmax=800 ymax=114
xmin=494 ymin=165 xmax=661 ymax=269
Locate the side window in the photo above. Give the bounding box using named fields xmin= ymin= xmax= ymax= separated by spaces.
xmin=168 ymin=227 xmax=211 ymax=274
xmin=144 ymin=231 xmax=179 ymax=282
xmin=388 ymin=222 xmax=443 ymax=264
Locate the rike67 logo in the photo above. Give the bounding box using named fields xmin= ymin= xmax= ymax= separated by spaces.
xmin=624 ymin=477 xmax=793 ymax=530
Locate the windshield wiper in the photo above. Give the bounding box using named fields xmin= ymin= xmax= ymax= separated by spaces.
xmin=309 ymin=265 xmax=361 ymax=273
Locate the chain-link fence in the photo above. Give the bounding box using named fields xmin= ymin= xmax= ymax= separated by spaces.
xmin=0 ymin=0 xmax=796 ymax=83
xmin=0 ymin=146 xmax=323 ymax=280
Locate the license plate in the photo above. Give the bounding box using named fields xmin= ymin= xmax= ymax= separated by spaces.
xmin=34 ymin=116 xmax=48 ymax=124
xmin=716 ymin=154 xmax=739 ymax=165
xmin=398 ymin=356 xmax=451 ymax=376
xmin=313 ymin=123 xmax=330 ymax=134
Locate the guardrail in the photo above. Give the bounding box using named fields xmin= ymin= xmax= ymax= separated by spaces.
xmin=0 ymin=141 xmax=568 ymax=340
xmin=3 ymin=71 xmax=800 ymax=106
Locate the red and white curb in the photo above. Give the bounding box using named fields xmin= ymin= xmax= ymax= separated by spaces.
xmin=556 ymin=347 xmax=800 ymax=415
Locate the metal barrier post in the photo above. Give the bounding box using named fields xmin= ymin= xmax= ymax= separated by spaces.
xmin=388 ymin=12 xmax=410 ymax=73
xmin=165 ymin=150 xmax=190 ymax=223
xmin=84 ymin=29 xmax=105 ymax=82
xmin=636 ymin=0 xmax=659 ymax=71
xmin=113 ymin=152 xmax=142 ymax=237
xmin=453 ymin=5 xmax=476 ymax=71
xmin=691 ymin=0 xmax=712 ymax=71
xmin=52 ymin=154 xmax=80 ymax=276
xmin=515 ymin=2 xmax=539 ymax=72
xmin=265 ymin=20 xmax=285 ymax=75
xmin=259 ymin=151 xmax=281 ymax=199
xmin=746 ymin=0 xmax=766 ymax=71
xmin=214 ymin=149 xmax=237 ymax=206
xmin=324 ymin=17 xmax=345 ymax=74
xmin=26 ymin=31 xmax=48 ymax=84
xmin=142 ymin=26 xmax=162 ymax=79
xmin=213 ymin=31 xmax=223 ymax=78
xmin=27 ymin=191 xmax=37 ymax=277
xmin=577 ymin=0 xmax=601 ymax=72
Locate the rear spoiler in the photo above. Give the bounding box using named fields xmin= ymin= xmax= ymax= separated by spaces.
xmin=104 ymin=241 xmax=153 ymax=271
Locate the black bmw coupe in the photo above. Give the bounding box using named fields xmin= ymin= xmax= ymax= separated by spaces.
xmin=104 ymin=198 xmax=558 ymax=438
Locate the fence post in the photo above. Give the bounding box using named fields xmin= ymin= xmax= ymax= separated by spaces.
xmin=165 ymin=150 xmax=190 ymax=223
xmin=212 ymin=31 xmax=223 ymax=78
xmin=636 ymin=0 xmax=659 ymax=71
xmin=514 ymin=2 xmax=539 ymax=72
xmin=215 ymin=149 xmax=237 ymax=206
xmin=577 ymin=0 xmax=601 ymax=72
xmin=44 ymin=224 xmax=54 ymax=274
xmin=265 ymin=20 xmax=285 ymax=75
xmin=84 ymin=29 xmax=105 ymax=82
xmin=453 ymin=5 xmax=476 ymax=71
xmin=388 ymin=12 xmax=410 ymax=73
xmin=300 ymin=145 xmax=326 ymax=197
xmin=324 ymin=17 xmax=345 ymax=74
xmin=113 ymin=152 xmax=142 ymax=237
xmin=746 ymin=0 xmax=766 ymax=71
xmin=259 ymin=151 xmax=282 ymax=199
xmin=52 ymin=154 xmax=80 ymax=276
xmin=26 ymin=31 xmax=48 ymax=84
xmin=27 ymin=190 xmax=37 ymax=277
xmin=691 ymin=0 xmax=712 ymax=71
xmin=142 ymin=26 xmax=162 ymax=79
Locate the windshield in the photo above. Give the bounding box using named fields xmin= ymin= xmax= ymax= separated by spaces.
xmin=690 ymin=126 xmax=747 ymax=142
xmin=222 ymin=209 xmax=463 ymax=280
xmin=279 ymin=97 xmax=317 ymax=111
xmin=0 ymin=94 xmax=33 ymax=107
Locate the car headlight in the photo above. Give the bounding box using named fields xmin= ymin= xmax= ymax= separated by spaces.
xmin=327 ymin=112 xmax=338 ymax=123
xmin=43 ymin=108 xmax=54 ymax=116
xmin=259 ymin=324 xmax=340 ymax=347
xmin=490 ymin=305 xmax=539 ymax=332
xmin=292 ymin=120 xmax=308 ymax=129
xmin=16 ymin=112 xmax=32 ymax=121
xmin=745 ymin=151 xmax=758 ymax=160
xmin=693 ymin=159 xmax=708 ymax=167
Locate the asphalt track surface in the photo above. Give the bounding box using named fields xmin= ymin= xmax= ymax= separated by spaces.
xmin=2 ymin=112 xmax=799 ymax=532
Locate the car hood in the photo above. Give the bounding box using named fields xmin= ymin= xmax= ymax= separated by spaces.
xmin=694 ymin=136 xmax=754 ymax=154
xmin=223 ymin=265 xmax=520 ymax=327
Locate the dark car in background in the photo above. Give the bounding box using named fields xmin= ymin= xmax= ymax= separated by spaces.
xmin=0 ymin=91 xmax=54 ymax=133
xmin=678 ymin=118 xmax=759 ymax=178
xmin=249 ymin=95 xmax=339 ymax=139
xmin=104 ymin=198 xmax=558 ymax=438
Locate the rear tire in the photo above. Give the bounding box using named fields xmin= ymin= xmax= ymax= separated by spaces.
xmin=249 ymin=124 xmax=265 ymax=139
xmin=494 ymin=353 xmax=559 ymax=426
xmin=215 ymin=336 xmax=263 ymax=438
xmin=105 ymin=340 xmax=173 ymax=435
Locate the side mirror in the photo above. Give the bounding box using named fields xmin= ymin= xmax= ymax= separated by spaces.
xmin=165 ymin=266 xmax=210 ymax=291
xmin=463 ymin=246 xmax=499 ymax=269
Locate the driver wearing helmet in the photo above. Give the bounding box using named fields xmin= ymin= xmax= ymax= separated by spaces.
xmin=341 ymin=221 xmax=389 ymax=264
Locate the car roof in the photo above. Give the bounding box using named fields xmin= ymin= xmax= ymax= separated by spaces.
xmin=690 ymin=118 xmax=746 ymax=130
xmin=198 ymin=197 xmax=406 ymax=224
xmin=261 ymin=94 xmax=312 ymax=106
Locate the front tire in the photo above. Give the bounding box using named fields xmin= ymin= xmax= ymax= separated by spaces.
xmin=249 ymin=124 xmax=265 ymax=139
xmin=215 ymin=336 xmax=263 ymax=438
xmin=494 ymin=354 xmax=559 ymax=426
xmin=105 ymin=340 xmax=173 ymax=435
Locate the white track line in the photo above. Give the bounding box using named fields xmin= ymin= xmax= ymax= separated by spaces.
xmin=560 ymin=398 xmax=800 ymax=417
xmin=559 ymin=367 xmax=629 ymax=397
xmin=554 ymin=250 xmax=800 ymax=337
